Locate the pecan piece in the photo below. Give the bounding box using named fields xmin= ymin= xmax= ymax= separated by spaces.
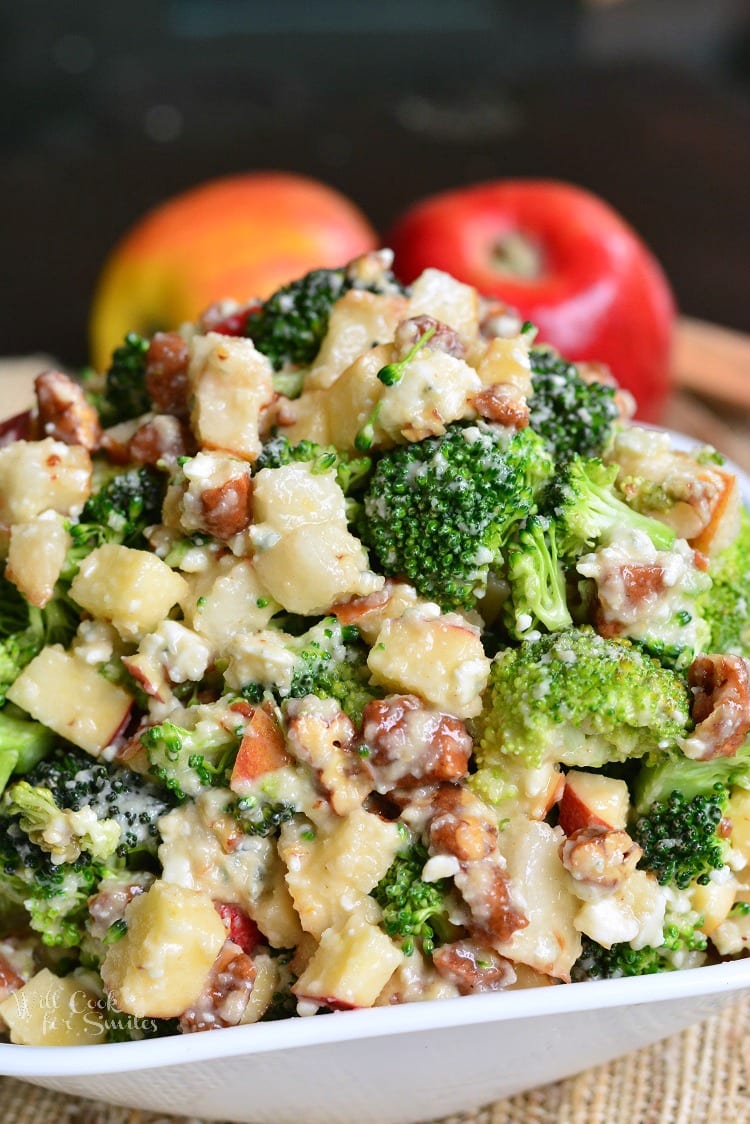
xmin=35 ymin=369 xmax=101 ymax=450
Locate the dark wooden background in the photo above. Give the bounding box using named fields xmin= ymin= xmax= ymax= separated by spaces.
xmin=1 ymin=0 xmax=749 ymax=367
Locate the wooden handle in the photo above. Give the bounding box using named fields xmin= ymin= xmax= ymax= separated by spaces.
xmin=673 ymin=317 xmax=750 ymax=410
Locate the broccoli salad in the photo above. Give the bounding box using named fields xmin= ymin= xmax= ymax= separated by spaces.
xmin=1 ymin=249 xmax=750 ymax=1045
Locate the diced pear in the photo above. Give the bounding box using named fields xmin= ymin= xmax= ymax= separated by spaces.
xmin=101 ymin=880 xmax=226 ymax=1019
xmin=7 ymin=646 xmax=132 ymax=756
xmin=70 ymin=543 xmax=188 ymax=640
xmin=0 ymin=969 xmax=105 ymax=1045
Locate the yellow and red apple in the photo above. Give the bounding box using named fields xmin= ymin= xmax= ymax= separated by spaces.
xmin=90 ymin=172 xmax=377 ymax=372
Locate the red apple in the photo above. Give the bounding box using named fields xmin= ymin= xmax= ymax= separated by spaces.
xmin=558 ymin=770 xmax=630 ymax=835
xmin=214 ymin=903 xmax=261 ymax=955
xmin=388 ymin=180 xmax=675 ymax=420
xmin=230 ymin=705 xmax=290 ymax=793
xmin=90 ymin=172 xmax=377 ymax=371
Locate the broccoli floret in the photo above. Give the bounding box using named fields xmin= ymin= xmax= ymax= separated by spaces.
xmin=99 ymin=332 xmax=151 ymax=424
xmin=0 ymin=818 xmax=116 ymax=947
xmin=67 ymin=466 xmax=166 ymax=569
xmin=25 ymin=747 xmax=173 ymax=856
xmin=228 ymin=791 xmax=296 ymax=838
xmin=698 ymin=509 xmax=750 ymax=658
xmin=528 ymin=348 xmax=619 ymax=465
xmin=0 ymin=573 xmax=78 ymax=704
xmin=245 ymin=261 xmax=403 ymax=376
xmin=633 ymin=742 xmax=750 ymax=812
xmin=255 ymin=435 xmax=372 ymax=495
xmin=475 ymin=627 xmax=692 ymax=772
xmin=371 ymin=842 xmax=453 ymax=956
xmin=140 ymin=718 xmax=239 ymax=801
xmin=5 ymin=780 xmax=121 ymax=864
xmin=506 ymin=514 xmax=572 ymax=637
xmin=572 ymin=915 xmax=707 ymax=981
xmin=547 ymin=457 xmax=676 ymax=561
xmin=359 ymin=424 xmax=552 ymax=611
xmin=632 ymin=785 xmax=728 ymax=889
xmin=286 ymin=618 xmax=380 ymax=726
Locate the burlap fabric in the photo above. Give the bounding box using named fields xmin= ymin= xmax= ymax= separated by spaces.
xmin=1 ymin=996 xmax=749 ymax=1123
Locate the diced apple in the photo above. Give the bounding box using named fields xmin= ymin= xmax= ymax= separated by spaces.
xmin=230 ymin=706 xmax=291 ymax=793
xmin=367 ymin=609 xmax=490 ymax=719
xmin=690 ymin=470 xmax=741 ymax=557
xmin=293 ymin=911 xmax=404 ymax=1008
xmin=0 ymin=438 xmax=91 ymax=525
xmin=691 ymin=879 xmax=737 ymax=937
xmin=0 ymin=969 xmax=105 ymax=1045
xmin=189 ymin=332 xmax=274 ymax=461
xmin=6 ymin=513 xmax=69 ymax=607
xmin=101 ymin=880 xmax=227 ymax=1019
xmin=7 ymin=646 xmax=132 ymax=756
xmin=727 ymin=789 xmax=750 ymax=865
xmin=559 ymin=771 xmax=630 ymax=835
xmin=69 ymin=543 xmax=188 ymax=640
xmin=408 ymin=268 xmax=479 ymax=337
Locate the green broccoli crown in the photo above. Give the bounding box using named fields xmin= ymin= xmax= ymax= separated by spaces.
xmin=286 ymin=619 xmax=379 ymax=726
xmin=0 ymin=818 xmax=116 ymax=946
xmin=572 ymin=916 xmax=707 ymax=981
xmin=698 ymin=508 xmax=750 ymax=658
xmin=506 ymin=514 xmax=573 ymax=637
xmin=476 ymin=627 xmax=692 ymax=770
xmin=100 ymin=332 xmax=151 ymax=424
xmin=245 ymin=261 xmax=403 ymax=375
xmin=633 ymin=785 xmax=728 ymax=889
xmin=229 ymin=793 xmax=296 ymax=838
xmin=633 ymin=742 xmax=750 ymax=813
xmin=5 ymin=779 xmax=122 ymax=864
xmin=255 ymin=435 xmax=372 ymax=495
xmin=25 ymin=747 xmax=173 ymax=855
xmin=528 ymin=348 xmax=619 ymax=464
xmin=0 ymin=573 xmax=78 ymax=704
xmin=371 ymin=842 xmax=452 ymax=956
xmin=359 ymin=424 xmax=552 ymax=611
xmin=68 ymin=466 xmax=166 ymax=567
xmin=140 ymin=718 xmax=238 ymax=801
xmin=547 ymin=456 xmax=676 ymax=560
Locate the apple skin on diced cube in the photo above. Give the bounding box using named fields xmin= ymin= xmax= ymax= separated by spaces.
xmin=7 ymin=646 xmax=132 ymax=757
xmin=558 ymin=770 xmax=630 ymax=835
xmin=230 ymin=704 xmax=291 ymax=793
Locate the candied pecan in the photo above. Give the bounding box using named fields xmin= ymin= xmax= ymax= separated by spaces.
xmin=88 ymin=878 xmax=151 ymax=940
xmin=286 ymin=696 xmax=369 ymax=816
xmin=429 ymin=784 xmax=498 ymax=862
xmin=179 ymin=940 xmax=256 ymax=1033
xmin=432 ymin=940 xmax=516 ymax=994
xmin=394 ymin=315 xmax=465 ymax=359
xmin=128 ymin=415 xmax=190 ymax=465
xmin=473 ymin=384 xmax=529 ymax=428
xmin=145 ymin=331 xmax=190 ymax=417
xmin=455 ymin=860 xmax=528 ymax=946
xmin=200 ymin=475 xmax=254 ymax=540
xmin=35 ymin=370 xmax=101 ymax=450
xmin=361 ymin=695 xmax=472 ymax=792
xmin=683 ymin=654 xmax=750 ymax=760
xmin=560 ymin=826 xmax=642 ymax=891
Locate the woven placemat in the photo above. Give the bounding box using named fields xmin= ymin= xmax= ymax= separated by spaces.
xmin=2 ymin=995 xmax=750 ymax=1124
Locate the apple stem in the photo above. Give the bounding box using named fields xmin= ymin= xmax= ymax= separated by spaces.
xmin=491 ymin=231 xmax=543 ymax=280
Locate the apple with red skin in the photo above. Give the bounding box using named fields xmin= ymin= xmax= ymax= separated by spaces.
xmin=90 ymin=172 xmax=377 ymax=372
xmin=558 ymin=770 xmax=630 ymax=835
xmin=388 ymin=180 xmax=675 ymax=421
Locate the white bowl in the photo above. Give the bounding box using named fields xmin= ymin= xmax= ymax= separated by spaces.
xmin=4 ymin=963 xmax=750 ymax=1123
xmin=2 ymin=428 xmax=749 ymax=1123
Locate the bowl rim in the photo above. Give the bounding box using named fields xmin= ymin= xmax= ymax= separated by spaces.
xmin=3 ymin=958 xmax=750 ymax=1077
xmin=2 ymin=425 xmax=750 ymax=1079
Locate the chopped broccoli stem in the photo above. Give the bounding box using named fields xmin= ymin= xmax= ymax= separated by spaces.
xmin=633 ymin=743 xmax=750 ymax=813
xmin=506 ymin=515 xmax=572 ymax=637
xmin=5 ymin=780 xmax=122 ymax=863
